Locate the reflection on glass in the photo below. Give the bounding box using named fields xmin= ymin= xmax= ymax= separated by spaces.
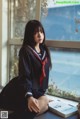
xmin=48 ymin=48 xmax=80 ymax=101
xmin=41 ymin=4 xmax=80 ymax=41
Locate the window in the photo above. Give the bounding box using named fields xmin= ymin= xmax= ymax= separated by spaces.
xmin=0 ymin=0 xmax=8 ymax=86
xmin=40 ymin=0 xmax=80 ymax=101
xmin=8 ymin=0 xmax=80 ymax=102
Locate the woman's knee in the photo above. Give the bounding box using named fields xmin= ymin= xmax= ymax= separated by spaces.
xmin=39 ymin=96 xmax=49 ymax=104
xmin=37 ymin=96 xmax=49 ymax=114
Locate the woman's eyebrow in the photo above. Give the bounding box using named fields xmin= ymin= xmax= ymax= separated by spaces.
xmin=34 ymin=27 xmax=43 ymax=33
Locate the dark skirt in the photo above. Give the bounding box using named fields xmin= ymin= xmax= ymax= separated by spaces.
xmin=0 ymin=76 xmax=26 ymax=111
xmin=0 ymin=76 xmax=45 ymax=119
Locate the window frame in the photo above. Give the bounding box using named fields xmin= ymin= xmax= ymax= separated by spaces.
xmin=45 ymin=40 xmax=80 ymax=49
xmin=0 ymin=0 xmax=8 ymax=86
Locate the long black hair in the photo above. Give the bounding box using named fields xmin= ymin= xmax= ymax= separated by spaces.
xmin=22 ymin=20 xmax=52 ymax=68
xmin=22 ymin=20 xmax=45 ymax=47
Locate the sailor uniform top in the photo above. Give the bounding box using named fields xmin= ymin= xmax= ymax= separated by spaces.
xmin=19 ymin=45 xmax=50 ymax=99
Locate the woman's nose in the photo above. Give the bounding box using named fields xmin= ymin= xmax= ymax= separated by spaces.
xmin=38 ymin=32 xmax=41 ymax=36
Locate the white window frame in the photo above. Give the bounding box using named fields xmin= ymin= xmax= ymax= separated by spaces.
xmin=0 ymin=0 xmax=2 ymax=85
xmin=0 ymin=0 xmax=8 ymax=86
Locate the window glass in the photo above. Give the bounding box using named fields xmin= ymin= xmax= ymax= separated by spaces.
xmin=10 ymin=0 xmax=36 ymax=39
xmin=41 ymin=2 xmax=80 ymax=41
xmin=48 ymin=48 xmax=80 ymax=101
xmin=9 ymin=45 xmax=20 ymax=79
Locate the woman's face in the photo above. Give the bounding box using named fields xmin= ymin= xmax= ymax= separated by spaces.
xmin=33 ymin=27 xmax=44 ymax=45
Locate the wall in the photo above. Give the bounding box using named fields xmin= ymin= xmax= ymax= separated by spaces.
xmin=0 ymin=0 xmax=8 ymax=86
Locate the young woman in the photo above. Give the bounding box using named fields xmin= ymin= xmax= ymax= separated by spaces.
xmin=0 ymin=20 xmax=52 ymax=119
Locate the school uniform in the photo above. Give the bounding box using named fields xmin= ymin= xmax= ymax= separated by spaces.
xmin=0 ymin=45 xmax=50 ymax=119
xmin=19 ymin=45 xmax=50 ymax=98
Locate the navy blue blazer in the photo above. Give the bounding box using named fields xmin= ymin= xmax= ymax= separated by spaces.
xmin=18 ymin=45 xmax=50 ymax=97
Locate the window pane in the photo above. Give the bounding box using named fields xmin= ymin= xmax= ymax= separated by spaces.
xmin=9 ymin=45 xmax=20 ymax=79
xmin=41 ymin=3 xmax=80 ymax=41
xmin=10 ymin=0 xmax=36 ymax=39
xmin=48 ymin=48 xmax=80 ymax=101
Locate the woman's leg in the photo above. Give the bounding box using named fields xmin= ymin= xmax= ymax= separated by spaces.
xmin=8 ymin=96 xmax=49 ymax=119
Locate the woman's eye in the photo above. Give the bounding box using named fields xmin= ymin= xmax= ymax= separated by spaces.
xmin=34 ymin=31 xmax=37 ymax=35
xmin=40 ymin=30 xmax=42 ymax=33
xmin=40 ymin=29 xmax=43 ymax=33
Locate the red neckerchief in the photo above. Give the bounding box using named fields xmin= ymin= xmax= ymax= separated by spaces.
xmin=39 ymin=57 xmax=48 ymax=86
xmin=27 ymin=46 xmax=48 ymax=86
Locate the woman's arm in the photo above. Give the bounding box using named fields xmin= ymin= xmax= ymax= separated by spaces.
xmin=19 ymin=48 xmax=41 ymax=113
xmin=19 ymin=48 xmax=33 ymax=98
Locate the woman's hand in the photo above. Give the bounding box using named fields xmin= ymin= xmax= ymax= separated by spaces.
xmin=27 ymin=96 xmax=40 ymax=113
